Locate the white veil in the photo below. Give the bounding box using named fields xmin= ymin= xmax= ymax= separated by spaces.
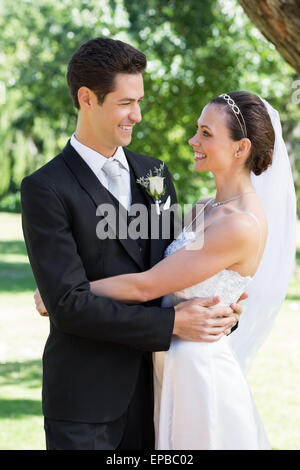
xmin=229 ymin=99 xmax=297 ymax=372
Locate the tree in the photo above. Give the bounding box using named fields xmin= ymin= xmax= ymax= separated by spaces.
xmin=238 ymin=0 xmax=300 ymax=75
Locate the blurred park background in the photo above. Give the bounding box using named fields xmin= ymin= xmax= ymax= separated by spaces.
xmin=0 ymin=0 xmax=299 ymax=450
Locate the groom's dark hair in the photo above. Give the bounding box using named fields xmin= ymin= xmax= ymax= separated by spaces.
xmin=67 ymin=37 xmax=147 ymax=109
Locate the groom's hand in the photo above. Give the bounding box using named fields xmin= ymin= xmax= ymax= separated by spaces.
xmin=173 ymin=296 xmax=239 ymax=342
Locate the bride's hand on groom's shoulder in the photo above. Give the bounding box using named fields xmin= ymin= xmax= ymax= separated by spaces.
xmin=34 ymin=288 xmax=49 ymax=317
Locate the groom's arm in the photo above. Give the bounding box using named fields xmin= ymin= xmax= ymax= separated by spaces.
xmin=21 ymin=174 xmax=175 ymax=352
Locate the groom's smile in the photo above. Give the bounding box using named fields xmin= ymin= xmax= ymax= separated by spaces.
xmin=76 ymin=73 xmax=144 ymax=158
xmin=118 ymin=124 xmax=135 ymax=135
xmin=94 ymin=73 xmax=144 ymax=156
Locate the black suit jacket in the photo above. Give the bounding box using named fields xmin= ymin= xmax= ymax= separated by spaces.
xmin=21 ymin=141 xmax=178 ymax=423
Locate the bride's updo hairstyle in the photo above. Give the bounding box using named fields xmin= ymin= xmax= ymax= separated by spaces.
xmin=210 ymin=91 xmax=275 ymax=175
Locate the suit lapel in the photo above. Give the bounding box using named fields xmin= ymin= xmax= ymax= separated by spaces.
xmin=62 ymin=141 xmax=145 ymax=270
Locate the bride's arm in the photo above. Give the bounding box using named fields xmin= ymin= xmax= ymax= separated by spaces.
xmin=90 ymin=213 xmax=257 ymax=303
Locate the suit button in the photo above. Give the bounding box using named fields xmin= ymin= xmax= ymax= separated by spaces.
xmin=139 ymin=247 xmax=142 ymax=252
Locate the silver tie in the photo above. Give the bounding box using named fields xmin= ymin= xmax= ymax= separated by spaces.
xmin=102 ymin=158 xmax=123 ymax=203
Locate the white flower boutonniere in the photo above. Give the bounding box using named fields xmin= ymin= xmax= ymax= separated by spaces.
xmin=136 ymin=163 xmax=166 ymax=215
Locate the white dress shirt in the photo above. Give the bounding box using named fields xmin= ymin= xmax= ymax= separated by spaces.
xmin=70 ymin=133 xmax=132 ymax=210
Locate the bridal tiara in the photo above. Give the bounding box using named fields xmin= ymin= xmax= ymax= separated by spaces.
xmin=219 ymin=93 xmax=248 ymax=138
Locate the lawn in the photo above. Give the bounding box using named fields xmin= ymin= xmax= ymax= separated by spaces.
xmin=0 ymin=212 xmax=299 ymax=450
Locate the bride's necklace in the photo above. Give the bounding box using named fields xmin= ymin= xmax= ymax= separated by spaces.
xmin=211 ymin=191 xmax=256 ymax=208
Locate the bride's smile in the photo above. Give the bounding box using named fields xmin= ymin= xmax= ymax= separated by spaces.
xmin=188 ymin=103 xmax=253 ymax=179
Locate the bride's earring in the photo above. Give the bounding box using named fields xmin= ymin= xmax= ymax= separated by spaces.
xmin=234 ymin=151 xmax=239 ymax=158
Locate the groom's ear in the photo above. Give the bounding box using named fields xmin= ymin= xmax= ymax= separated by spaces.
xmin=77 ymin=86 xmax=94 ymax=109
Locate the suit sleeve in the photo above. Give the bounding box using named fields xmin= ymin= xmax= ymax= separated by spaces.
xmin=21 ymin=175 xmax=175 ymax=352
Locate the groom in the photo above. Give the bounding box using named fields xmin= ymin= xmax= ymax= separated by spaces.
xmin=21 ymin=37 xmax=243 ymax=450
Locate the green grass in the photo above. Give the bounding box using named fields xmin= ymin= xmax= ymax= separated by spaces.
xmin=0 ymin=211 xmax=299 ymax=450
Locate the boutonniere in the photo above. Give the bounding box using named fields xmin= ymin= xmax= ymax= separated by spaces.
xmin=136 ymin=163 xmax=166 ymax=215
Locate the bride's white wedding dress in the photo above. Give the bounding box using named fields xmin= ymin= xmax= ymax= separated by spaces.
xmin=153 ymin=206 xmax=270 ymax=450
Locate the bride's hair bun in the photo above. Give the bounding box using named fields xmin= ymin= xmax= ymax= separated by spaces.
xmin=210 ymin=91 xmax=275 ymax=176
xmin=251 ymin=148 xmax=273 ymax=176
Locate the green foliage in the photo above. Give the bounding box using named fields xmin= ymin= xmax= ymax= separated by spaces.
xmin=0 ymin=192 xmax=21 ymax=213
xmin=0 ymin=0 xmax=299 ymax=211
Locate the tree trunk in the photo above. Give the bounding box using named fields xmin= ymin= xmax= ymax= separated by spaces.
xmin=238 ymin=0 xmax=300 ymax=75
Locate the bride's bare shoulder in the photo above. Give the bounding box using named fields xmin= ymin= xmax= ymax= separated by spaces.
xmin=205 ymin=212 xmax=260 ymax=250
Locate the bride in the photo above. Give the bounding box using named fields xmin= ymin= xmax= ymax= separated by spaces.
xmin=35 ymin=91 xmax=296 ymax=449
